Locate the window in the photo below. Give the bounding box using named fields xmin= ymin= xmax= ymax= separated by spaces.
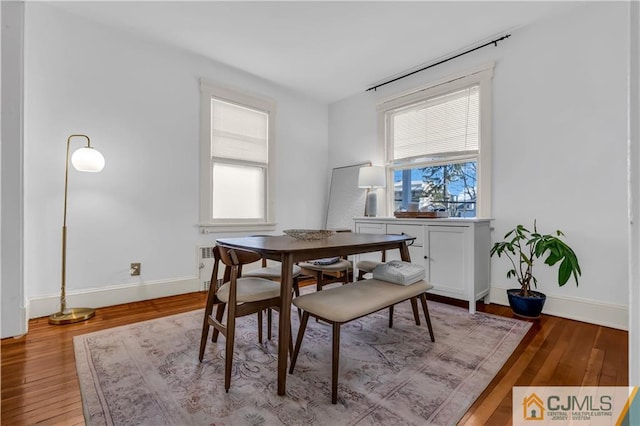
xmin=379 ymin=65 xmax=493 ymax=217
xmin=200 ymin=80 xmax=276 ymax=231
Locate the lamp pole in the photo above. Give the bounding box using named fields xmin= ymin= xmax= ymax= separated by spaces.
xmin=49 ymin=134 xmax=105 ymax=325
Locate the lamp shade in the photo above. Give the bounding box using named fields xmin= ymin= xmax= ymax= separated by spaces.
xmin=71 ymin=147 xmax=105 ymax=172
xmin=358 ymin=166 xmax=386 ymax=188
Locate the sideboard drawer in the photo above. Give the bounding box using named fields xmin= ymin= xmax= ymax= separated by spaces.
xmin=355 ymin=222 xmax=386 ymax=234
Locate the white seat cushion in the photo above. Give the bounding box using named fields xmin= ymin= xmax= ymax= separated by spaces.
xmin=216 ymin=277 xmax=281 ymax=303
xmin=355 ymin=260 xmax=383 ymax=273
xmin=299 ymin=259 xmax=351 ymax=272
xmin=243 ymin=264 xmax=302 ymax=279
xmin=292 ymin=279 xmax=432 ymax=323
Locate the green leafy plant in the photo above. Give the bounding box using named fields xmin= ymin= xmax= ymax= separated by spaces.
xmin=490 ymin=220 xmax=581 ymax=297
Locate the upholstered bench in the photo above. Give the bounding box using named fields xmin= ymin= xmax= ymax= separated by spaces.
xmin=289 ymin=278 xmax=435 ymax=403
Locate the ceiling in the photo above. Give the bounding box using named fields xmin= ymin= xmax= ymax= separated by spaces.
xmin=51 ymin=1 xmax=583 ymax=104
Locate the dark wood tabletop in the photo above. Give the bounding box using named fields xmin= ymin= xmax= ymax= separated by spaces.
xmin=216 ymin=232 xmax=416 ymax=263
xmin=215 ymin=232 xmax=416 ymax=396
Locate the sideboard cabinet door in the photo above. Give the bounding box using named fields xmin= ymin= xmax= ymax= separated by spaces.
xmin=424 ymin=225 xmax=468 ymax=300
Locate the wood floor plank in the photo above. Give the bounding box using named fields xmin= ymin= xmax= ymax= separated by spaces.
xmin=553 ymin=320 xmax=598 ymax=385
xmin=2 ymin=370 xmax=80 ymax=400
xmin=582 ymin=346 xmax=606 ymax=386
xmin=485 ymin=402 xmax=513 ymax=426
xmin=36 ymin=412 xmax=86 ymax=426
xmin=3 ymin=379 xmax=81 ymax=407
xmin=22 ymin=400 xmax=84 ymax=425
xmin=1 ymin=292 xmax=628 ymax=426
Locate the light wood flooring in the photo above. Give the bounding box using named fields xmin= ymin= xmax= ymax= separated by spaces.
xmin=1 ymin=290 xmax=628 ymax=425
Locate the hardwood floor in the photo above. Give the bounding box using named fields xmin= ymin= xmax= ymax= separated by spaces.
xmin=1 ymin=291 xmax=628 ymax=425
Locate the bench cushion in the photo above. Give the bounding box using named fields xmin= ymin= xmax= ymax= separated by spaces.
xmin=292 ymin=279 xmax=433 ymax=323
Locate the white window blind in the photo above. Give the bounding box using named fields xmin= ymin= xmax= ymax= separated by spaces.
xmin=391 ymin=84 xmax=479 ymax=162
xmin=211 ymin=98 xmax=268 ymax=164
xmin=199 ymin=78 xmax=276 ymax=231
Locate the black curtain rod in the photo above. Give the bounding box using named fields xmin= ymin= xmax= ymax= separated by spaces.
xmin=366 ymin=34 xmax=511 ymax=92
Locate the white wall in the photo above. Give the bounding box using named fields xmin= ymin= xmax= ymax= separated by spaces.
xmin=629 ymin=0 xmax=639 ymax=386
xmin=1 ymin=1 xmax=27 ymax=338
xmin=19 ymin=3 xmax=328 ymax=322
xmin=329 ymin=2 xmax=630 ymax=329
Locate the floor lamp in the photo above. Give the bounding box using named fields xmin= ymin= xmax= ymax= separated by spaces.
xmin=49 ymin=134 xmax=105 ymax=325
xmin=358 ymin=166 xmax=386 ymax=217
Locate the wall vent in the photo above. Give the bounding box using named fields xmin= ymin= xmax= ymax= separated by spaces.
xmin=201 ymin=246 xmax=215 ymax=260
xmin=198 ymin=246 xmax=216 ymax=291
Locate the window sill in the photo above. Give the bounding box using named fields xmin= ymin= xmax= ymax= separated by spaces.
xmin=199 ymin=223 xmax=277 ymax=234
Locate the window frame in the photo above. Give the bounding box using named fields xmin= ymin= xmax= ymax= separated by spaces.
xmin=377 ymin=63 xmax=494 ymax=218
xmin=199 ymin=79 xmax=276 ymax=232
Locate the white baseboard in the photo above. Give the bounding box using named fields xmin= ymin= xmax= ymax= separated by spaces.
xmin=26 ymin=280 xmax=628 ymax=330
xmin=489 ymin=285 xmax=628 ymax=330
xmin=28 ymin=276 xmax=201 ymax=320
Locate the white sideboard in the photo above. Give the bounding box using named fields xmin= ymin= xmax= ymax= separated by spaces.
xmin=353 ymin=217 xmax=492 ymax=314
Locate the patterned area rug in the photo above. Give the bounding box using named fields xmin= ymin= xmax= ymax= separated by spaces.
xmin=74 ymin=300 xmax=530 ymax=425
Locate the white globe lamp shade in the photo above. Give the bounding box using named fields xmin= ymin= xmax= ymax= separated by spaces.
xmin=71 ymin=147 xmax=105 ymax=172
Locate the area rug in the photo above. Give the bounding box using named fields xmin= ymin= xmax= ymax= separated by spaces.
xmin=74 ymin=301 xmax=531 ymax=426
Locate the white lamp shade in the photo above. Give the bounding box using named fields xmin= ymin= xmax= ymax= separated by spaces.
xmin=71 ymin=147 xmax=105 ymax=172
xmin=358 ymin=166 xmax=386 ymax=188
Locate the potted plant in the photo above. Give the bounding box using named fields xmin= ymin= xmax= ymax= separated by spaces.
xmin=490 ymin=220 xmax=581 ymax=318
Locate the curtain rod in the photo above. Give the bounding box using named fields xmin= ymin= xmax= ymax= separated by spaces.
xmin=366 ymin=34 xmax=511 ymax=92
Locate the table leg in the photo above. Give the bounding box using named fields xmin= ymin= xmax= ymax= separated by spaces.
xmin=399 ymin=242 xmax=412 ymax=262
xmin=277 ymin=254 xmax=294 ymax=395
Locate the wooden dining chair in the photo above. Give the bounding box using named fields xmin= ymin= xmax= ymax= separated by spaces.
xmin=243 ymin=235 xmax=303 ymax=337
xmin=356 ymin=233 xmax=410 ymax=280
xmin=243 ymin=260 xmax=302 ymax=296
xmin=298 ymin=229 xmax=354 ymax=290
xmin=244 ymin=261 xmax=303 ymax=337
xmin=198 ymin=245 xmax=292 ymax=392
xmin=355 ymin=250 xmax=386 ymax=280
xmin=298 ymin=257 xmax=352 ymax=291
xmin=242 ymin=235 xmax=302 ymax=299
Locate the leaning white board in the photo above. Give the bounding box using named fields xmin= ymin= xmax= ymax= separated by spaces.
xmin=325 ymin=162 xmax=370 ymax=230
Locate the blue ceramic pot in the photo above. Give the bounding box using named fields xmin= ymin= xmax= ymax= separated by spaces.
xmin=507 ymin=289 xmax=546 ymax=318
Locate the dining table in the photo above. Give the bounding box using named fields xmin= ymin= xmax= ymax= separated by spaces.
xmin=215 ymin=231 xmax=416 ymax=396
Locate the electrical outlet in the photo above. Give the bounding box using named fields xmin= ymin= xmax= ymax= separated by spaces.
xmin=130 ymin=262 xmax=141 ymax=276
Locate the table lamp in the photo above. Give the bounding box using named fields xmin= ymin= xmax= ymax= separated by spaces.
xmin=358 ymin=166 xmax=386 ymax=217
xmin=49 ymin=134 xmax=105 ymax=325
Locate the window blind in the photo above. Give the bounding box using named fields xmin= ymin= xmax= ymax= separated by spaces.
xmin=211 ymin=98 xmax=268 ymax=164
xmin=391 ymin=84 xmax=479 ymax=162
